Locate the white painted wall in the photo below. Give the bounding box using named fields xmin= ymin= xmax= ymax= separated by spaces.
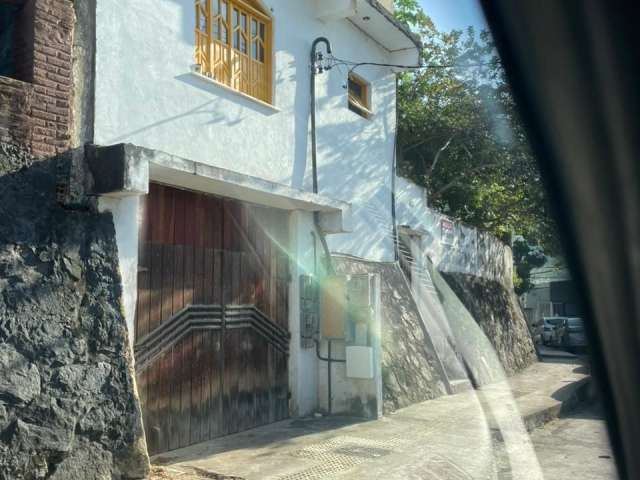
xmin=287 ymin=210 xmax=320 ymax=416
xmin=98 ymin=196 xmax=141 ymax=350
xmin=396 ymin=176 xmax=513 ymax=285
xmin=94 ymin=0 xmax=397 ymax=263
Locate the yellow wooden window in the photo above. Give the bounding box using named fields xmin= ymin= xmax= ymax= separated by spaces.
xmin=348 ymin=73 xmax=372 ymax=119
xmin=195 ymin=0 xmax=273 ymax=104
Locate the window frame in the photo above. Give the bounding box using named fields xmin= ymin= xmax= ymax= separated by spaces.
xmin=195 ymin=0 xmax=273 ymax=105
xmin=347 ymin=72 xmax=373 ymax=119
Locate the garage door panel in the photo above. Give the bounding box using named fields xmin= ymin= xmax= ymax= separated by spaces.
xmin=172 ymin=244 xmax=185 ymax=316
xmin=190 ymin=329 xmax=207 ymax=445
xmin=223 ymin=327 xmax=242 ymax=435
xmin=168 ymin=341 xmax=183 ymax=452
xmin=178 ymin=334 xmax=192 ymax=450
xmin=208 ymin=330 xmax=225 ymax=439
xmin=135 ymin=184 xmax=290 ymax=456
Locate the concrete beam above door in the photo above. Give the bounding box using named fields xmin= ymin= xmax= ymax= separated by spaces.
xmin=88 ymin=143 xmax=352 ymax=234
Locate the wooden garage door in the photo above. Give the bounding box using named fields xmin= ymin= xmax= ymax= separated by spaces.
xmin=134 ymin=183 xmax=290 ymax=455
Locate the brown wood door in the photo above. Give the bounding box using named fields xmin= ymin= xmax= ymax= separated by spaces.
xmin=134 ymin=183 xmax=290 ymax=455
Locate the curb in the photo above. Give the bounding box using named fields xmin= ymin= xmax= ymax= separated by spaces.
xmin=491 ymin=376 xmax=591 ymax=442
xmin=522 ymin=376 xmax=591 ymax=432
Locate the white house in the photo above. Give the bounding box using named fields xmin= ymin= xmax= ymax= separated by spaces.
xmin=87 ymin=0 xmax=420 ymax=455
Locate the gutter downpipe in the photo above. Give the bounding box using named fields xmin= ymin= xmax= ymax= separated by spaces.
xmin=309 ymin=37 xmax=335 ymax=276
xmin=310 ymin=37 xmax=331 ymax=195
xmin=310 ymin=37 xmax=339 ymax=415
xmin=391 ymin=75 xmax=399 ymax=262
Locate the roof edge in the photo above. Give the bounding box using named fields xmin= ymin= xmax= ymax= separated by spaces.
xmin=364 ymin=0 xmax=423 ymax=55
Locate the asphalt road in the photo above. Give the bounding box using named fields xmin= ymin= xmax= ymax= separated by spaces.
xmin=529 ymin=403 xmax=618 ymax=480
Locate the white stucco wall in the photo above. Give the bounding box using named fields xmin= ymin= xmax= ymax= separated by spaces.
xmin=396 ymin=176 xmax=512 ymax=284
xmin=98 ymin=196 xmax=141 ymax=350
xmin=287 ymin=210 xmax=320 ymax=416
xmin=94 ymin=0 xmax=397 ymax=263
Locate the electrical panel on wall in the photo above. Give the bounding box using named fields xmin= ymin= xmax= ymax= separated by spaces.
xmin=299 ymin=275 xmax=319 ymax=349
xmin=315 ymin=273 xmax=377 ymax=345
xmin=345 ymin=274 xmax=376 ymax=346
xmin=319 ymin=276 xmax=348 ymax=339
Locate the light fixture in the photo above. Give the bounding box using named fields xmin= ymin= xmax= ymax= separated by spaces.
xmin=362 ymin=16 xmax=371 ymax=21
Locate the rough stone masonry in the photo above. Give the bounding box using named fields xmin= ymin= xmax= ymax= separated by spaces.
xmin=0 ymin=144 xmax=149 ymax=479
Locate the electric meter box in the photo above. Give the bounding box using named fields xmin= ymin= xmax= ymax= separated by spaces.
xmin=319 ymin=276 xmax=347 ymax=339
xmin=346 ymin=346 xmax=374 ymax=379
xmin=319 ymin=274 xmax=377 ymax=342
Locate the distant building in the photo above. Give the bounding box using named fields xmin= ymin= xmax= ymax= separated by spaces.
xmin=521 ymin=257 xmax=581 ymax=322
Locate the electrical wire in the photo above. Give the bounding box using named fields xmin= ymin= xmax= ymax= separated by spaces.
xmin=326 ymin=54 xmax=497 ymax=74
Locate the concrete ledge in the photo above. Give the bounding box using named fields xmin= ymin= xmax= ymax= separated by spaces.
xmin=87 ymin=143 xmax=352 ymax=233
xmin=479 ymin=362 xmax=591 ymax=442
xmin=87 ymin=144 xmax=149 ymax=197
xmin=519 ymin=376 xmax=590 ymax=432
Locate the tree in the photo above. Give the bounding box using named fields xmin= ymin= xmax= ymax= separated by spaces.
xmin=394 ymin=0 xmax=560 ymax=291
xmin=512 ymin=237 xmax=547 ymax=295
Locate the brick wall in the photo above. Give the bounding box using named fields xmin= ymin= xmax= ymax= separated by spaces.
xmin=0 ymin=0 xmax=74 ymax=158
xmin=0 ymin=76 xmax=34 ymax=148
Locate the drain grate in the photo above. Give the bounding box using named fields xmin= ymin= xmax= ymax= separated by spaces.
xmin=279 ymin=436 xmax=406 ymax=480
xmin=332 ymin=445 xmax=391 ymax=459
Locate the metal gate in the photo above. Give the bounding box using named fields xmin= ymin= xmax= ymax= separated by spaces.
xmin=134 ymin=183 xmax=290 ymax=455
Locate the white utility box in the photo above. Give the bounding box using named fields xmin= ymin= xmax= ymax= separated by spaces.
xmin=345 ymin=346 xmax=374 ymax=379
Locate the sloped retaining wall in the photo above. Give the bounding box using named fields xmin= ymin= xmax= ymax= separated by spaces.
xmin=396 ymin=176 xmax=537 ymax=379
xmin=442 ymin=272 xmax=538 ymax=377
xmin=0 ymin=144 xmax=149 ymax=479
xmin=332 ymin=255 xmax=449 ymax=413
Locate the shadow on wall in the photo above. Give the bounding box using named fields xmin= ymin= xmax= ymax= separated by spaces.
xmin=308 ymin=77 xmax=397 ymax=259
xmin=424 ymin=257 xmax=508 ymax=386
xmin=441 ymin=271 xmax=538 ymax=376
xmin=106 ymin=79 xmax=241 ymax=145
xmin=0 ymin=144 xmax=149 ymax=479
xmin=331 ymin=256 xmax=450 ymax=413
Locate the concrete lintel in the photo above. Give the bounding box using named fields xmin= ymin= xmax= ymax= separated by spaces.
xmin=87 ymin=143 xmax=149 ymax=197
xmin=92 ymin=143 xmax=352 ymax=233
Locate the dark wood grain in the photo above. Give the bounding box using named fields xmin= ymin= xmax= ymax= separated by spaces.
xmin=169 ymin=342 xmax=182 ymax=451
xmin=136 ymin=184 xmax=290 ymax=454
xmin=179 ymin=335 xmax=192 ymax=449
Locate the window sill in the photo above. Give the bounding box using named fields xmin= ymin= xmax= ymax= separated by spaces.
xmin=348 ymin=101 xmax=375 ymax=120
xmin=188 ymin=70 xmax=280 ymax=113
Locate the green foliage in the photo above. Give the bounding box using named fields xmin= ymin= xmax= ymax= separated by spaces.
xmin=512 ymin=238 xmax=547 ymax=295
xmin=394 ymin=0 xmax=560 ymax=277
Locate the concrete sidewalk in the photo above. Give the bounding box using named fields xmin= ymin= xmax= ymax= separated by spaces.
xmin=151 ymin=361 xmax=588 ymax=480
xmin=536 ymin=345 xmax=579 ymax=359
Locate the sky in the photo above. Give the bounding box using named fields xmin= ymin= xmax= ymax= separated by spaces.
xmin=419 ymin=0 xmax=488 ymax=33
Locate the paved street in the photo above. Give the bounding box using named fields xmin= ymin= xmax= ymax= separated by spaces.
xmin=151 ymin=362 xmax=596 ymax=480
xmin=527 ymin=404 xmax=618 ymax=480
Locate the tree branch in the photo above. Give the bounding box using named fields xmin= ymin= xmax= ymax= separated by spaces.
xmin=430 ymin=160 xmax=505 ymax=198
xmin=427 ymin=134 xmax=456 ymax=179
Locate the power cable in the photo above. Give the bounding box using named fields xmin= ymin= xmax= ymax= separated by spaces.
xmin=326 ymin=54 xmax=497 ymax=75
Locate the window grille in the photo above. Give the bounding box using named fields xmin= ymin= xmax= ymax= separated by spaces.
xmin=195 ymin=0 xmax=273 ymax=103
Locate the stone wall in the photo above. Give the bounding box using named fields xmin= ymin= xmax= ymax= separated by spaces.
xmin=442 ymin=272 xmax=538 ymax=377
xmin=396 ymin=175 xmax=537 ymax=379
xmin=0 ymin=0 xmax=74 ymax=157
xmin=0 ymin=144 xmax=149 ymax=479
xmin=333 ymin=256 xmax=449 ymax=413
xmin=396 ymin=175 xmax=513 ymax=283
